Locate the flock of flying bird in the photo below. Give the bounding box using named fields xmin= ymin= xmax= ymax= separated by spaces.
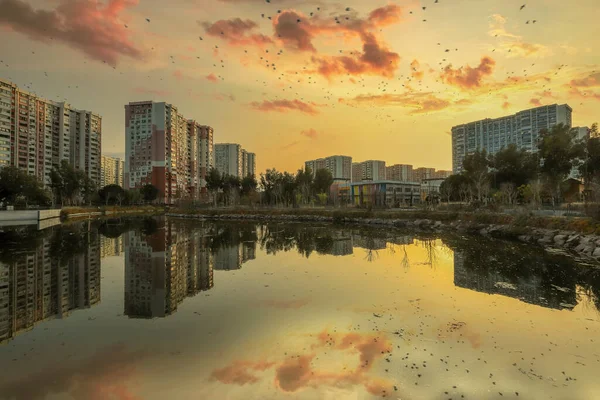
xmin=0 ymin=1 xmax=590 ymax=136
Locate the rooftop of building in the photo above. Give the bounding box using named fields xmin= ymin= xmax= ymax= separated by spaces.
xmin=451 ymin=103 xmax=572 ymax=130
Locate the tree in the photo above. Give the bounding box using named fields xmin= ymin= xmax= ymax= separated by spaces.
xmin=127 ymin=189 xmax=142 ymax=205
xmin=98 ymin=184 xmax=126 ymax=206
xmin=241 ymin=175 xmax=257 ymax=196
xmin=140 ymin=184 xmax=159 ymax=203
xmin=579 ymin=123 xmax=600 ymax=200
xmin=439 ymin=174 xmax=471 ymax=202
xmin=490 ymin=144 xmax=538 ymax=189
xmin=295 ymin=167 xmax=313 ymax=205
xmin=49 ymin=160 xmax=89 ymax=206
xmin=206 ymin=168 xmax=222 ymax=206
xmin=312 ymin=168 xmax=334 ymax=197
xmin=462 ymin=150 xmax=490 ymax=202
xmin=260 ymin=168 xmax=283 ymax=206
xmin=538 ymin=123 xmax=584 ymax=205
xmin=0 ymin=166 xmax=50 ymax=207
xmin=222 ymin=174 xmax=241 ymax=206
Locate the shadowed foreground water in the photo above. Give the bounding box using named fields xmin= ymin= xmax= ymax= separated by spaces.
xmin=0 ymin=217 xmax=599 ymax=400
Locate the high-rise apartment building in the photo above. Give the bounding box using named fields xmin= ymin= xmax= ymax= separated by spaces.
xmin=242 ymin=150 xmax=256 ymax=177
xmin=0 ymin=78 xmax=101 ymax=185
xmin=386 ymin=164 xmax=414 ymax=182
xmin=432 ymin=170 xmax=452 ymax=179
xmin=188 ymin=122 xmax=214 ymax=193
xmin=100 ymin=155 xmax=124 ymax=188
xmin=305 ymin=155 xmax=352 ymax=181
xmin=452 ymin=104 xmax=572 ymax=174
xmin=124 ymin=101 xmax=214 ymax=203
xmin=215 ymin=143 xmax=243 ymax=177
xmin=352 ymin=160 xmax=386 ymax=182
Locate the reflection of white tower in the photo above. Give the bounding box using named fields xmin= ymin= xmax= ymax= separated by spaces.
xmin=214 ymin=245 xmax=242 ymax=271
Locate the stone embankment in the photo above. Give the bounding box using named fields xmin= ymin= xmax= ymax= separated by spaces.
xmin=167 ymin=212 xmax=600 ymax=263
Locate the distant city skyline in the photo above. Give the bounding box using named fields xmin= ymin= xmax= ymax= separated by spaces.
xmin=1 ymin=0 xmax=597 ymax=174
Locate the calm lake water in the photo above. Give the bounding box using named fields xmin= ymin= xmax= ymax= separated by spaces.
xmin=0 ymin=217 xmax=599 ymax=400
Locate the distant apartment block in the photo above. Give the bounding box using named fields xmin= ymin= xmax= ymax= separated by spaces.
xmin=124 ymin=101 xmax=214 ymax=203
xmin=412 ymin=167 xmax=435 ymax=183
xmin=305 ymin=155 xmax=352 ymax=181
xmin=0 ymin=78 xmax=102 ymax=185
xmin=215 ymin=143 xmax=254 ymax=178
xmin=100 ymin=155 xmax=124 ymax=188
xmin=242 ymin=150 xmax=256 ymax=177
xmin=451 ymin=104 xmax=572 ymax=174
xmin=386 ymin=164 xmax=413 ymax=182
xmin=352 ymin=160 xmax=386 ymax=182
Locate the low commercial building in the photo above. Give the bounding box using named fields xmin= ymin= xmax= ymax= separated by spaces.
xmin=421 ymin=178 xmax=445 ymax=201
xmin=350 ymin=181 xmax=420 ymax=207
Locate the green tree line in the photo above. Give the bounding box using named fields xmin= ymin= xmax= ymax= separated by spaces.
xmin=440 ymin=123 xmax=599 ymax=206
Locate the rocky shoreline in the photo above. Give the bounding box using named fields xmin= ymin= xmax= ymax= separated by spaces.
xmin=166 ymin=212 xmax=600 ymax=263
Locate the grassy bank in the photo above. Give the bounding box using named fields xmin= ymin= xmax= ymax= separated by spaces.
xmin=61 ymin=205 xmax=165 ymax=220
xmin=172 ymin=207 xmax=600 ymax=235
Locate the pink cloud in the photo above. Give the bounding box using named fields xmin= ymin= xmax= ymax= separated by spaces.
xmin=249 ymin=99 xmax=320 ymax=115
xmin=440 ymin=56 xmax=496 ymax=90
xmin=202 ymin=18 xmax=273 ymax=47
xmin=529 ymin=98 xmax=542 ymax=106
xmin=300 ymin=128 xmax=319 ymax=139
xmin=0 ymin=0 xmax=143 ymax=66
xmin=206 ymin=73 xmax=218 ymax=82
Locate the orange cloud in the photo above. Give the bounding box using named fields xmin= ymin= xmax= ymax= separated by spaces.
xmin=300 ymin=129 xmax=319 ymax=139
xmin=202 ymin=18 xmax=273 ymax=47
xmin=502 ymin=101 xmax=511 ymax=110
xmin=209 ymin=330 xmax=396 ymax=397
xmin=249 ymin=99 xmax=320 ymax=115
xmin=529 ymin=98 xmax=542 ymax=106
xmin=206 ymin=73 xmax=218 ymax=82
xmin=440 ymin=56 xmax=496 ymax=90
xmin=340 ymin=92 xmax=453 ymax=114
xmin=368 ymin=4 xmax=403 ymax=26
xmin=0 ymin=0 xmax=143 ymax=66
xmin=410 ymin=59 xmax=424 ymax=80
xmin=273 ymin=6 xmax=402 ymax=79
xmin=569 ymin=72 xmax=600 ymax=88
xmin=211 ymin=360 xmax=275 ymax=385
xmin=568 ymin=87 xmax=600 ymax=101
xmin=213 ymin=93 xmax=236 ymax=102
xmin=310 ymin=32 xmax=400 ymax=79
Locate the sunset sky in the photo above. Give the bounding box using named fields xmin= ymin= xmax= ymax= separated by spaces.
xmin=1 ymin=0 xmax=599 ymax=173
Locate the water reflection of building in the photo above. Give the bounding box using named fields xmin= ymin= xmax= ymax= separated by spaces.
xmin=352 ymin=234 xmax=388 ymax=251
xmin=330 ymin=231 xmax=353 ymax=256
xmin=124 ymin=221 xmax=214 ymax=318
xmin=100 ymin=236 xmax=123 ymax=259
xmin=214 ymin=242 xmax=256 ymax=271
xmin=0 ymin=231 xmax=101 ymax=344
xmin=452 ymin=252 xmax=577 ymax=310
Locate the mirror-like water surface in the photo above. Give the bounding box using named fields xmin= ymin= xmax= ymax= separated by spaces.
xmin=0 ymin=217 xmax=599 ymax=400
